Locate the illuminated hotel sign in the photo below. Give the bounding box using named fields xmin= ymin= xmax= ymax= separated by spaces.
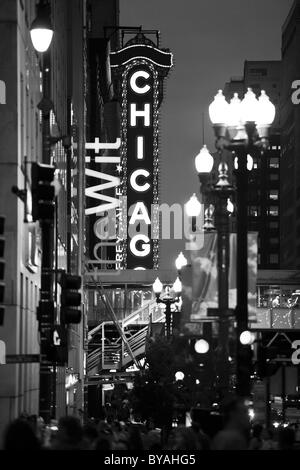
xmin=110 ymin=33 xmax=173 ymax=269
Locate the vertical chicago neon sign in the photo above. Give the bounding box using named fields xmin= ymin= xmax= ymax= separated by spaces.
xmin=110 ymin=33 xmax=173 ymax=269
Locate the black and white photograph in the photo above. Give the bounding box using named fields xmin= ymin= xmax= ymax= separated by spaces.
xmin=0 ymin=0 xmax=299 ymax=456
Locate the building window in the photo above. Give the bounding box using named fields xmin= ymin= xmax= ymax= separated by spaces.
xmin=269 ymin=189 xmax=279 ymax=201
xmin=270 ymin=237 xmax=279 ymax=245
xmin=269 ymin=157 xmax=279 ymax=168
xmin=269 ymin=221 xmax=279 ymax=229
xmin=249 ymin=68 xmax=267 ymax=76
xmin=270 ymin=254 xmax=279 ymax=264
xmin=270 ymin=173 xmax=279 ymax=181
xmin=268 ymin=206 xmax=279 ymax=216
xmin=249 ymin=206 xmax=260 ymax=217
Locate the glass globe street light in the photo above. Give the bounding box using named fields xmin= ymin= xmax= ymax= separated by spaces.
xmin=175 ymin=252 xmax=188 ymax=271
xmin=240 ymin=88 xmax=259 ymax=124
xmin=172 ymin=277 xmax=182 ymax=295
xmin=234 ymin=154 xmax=254 ymax=171
xmin=208 ymin=87 xmax=275 ymax=398
xmin=175 ymin=371 xmax=185 ymax=381
xmin=185 ymin=193 xmax=201 ymax=217
xmin=240 ymin=331 xmax=255 ymax=346
xmin=195 ymin=144 xmax=214 ymax=174
xmin=256 ymin=90 xmax=276 ymax=126
xmin=194 ymin=339 xmax=210 ymax=354
xmin=209 ymin=90 xmax=229 ymax=137
xmin=152 ymin=277 xmax=163 ymax=295
xmin=30 ymin=1 xmax=54 ymax=53
xmin=227 ymin=93 xmax=242 ymax=128
xmin=256 ymin=90 xmax=276 ymax=139
xmin=195 ymin=145 xmax=214 ymax=205
xmin=227 ymin=198 xmax=234 ymax=214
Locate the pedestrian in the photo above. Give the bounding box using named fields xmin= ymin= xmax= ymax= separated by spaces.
xmin=278 ymin=426 xmax=295 ymax=450
xmin=167 ymin=426 xmax=202 ymax=451
xmin=3 ymin=419 xmax=41 ymax=450
xmin=51 ymin=416 xmax=84 ymax=450
xmin=212 ymin=396 xmax=250 ymax=450
xmin=127 ymin=424 xmax=144 ymax=450
xmin=82 ymin=423 xmax=99 ymax=449
xmin=249 ymin=423 xmax=263 ymax=450
xmin=190 ymin=408 xmax=211 ymax=450
xmin=261 ymin=428 xmax=276 ymax=450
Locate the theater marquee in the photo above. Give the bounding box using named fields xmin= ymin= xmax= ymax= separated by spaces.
xmin=110 ymin=33 xmax=173 ymax=269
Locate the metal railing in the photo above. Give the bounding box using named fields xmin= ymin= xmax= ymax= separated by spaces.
xmin=87 ymin=301 xmax=165 ymax=373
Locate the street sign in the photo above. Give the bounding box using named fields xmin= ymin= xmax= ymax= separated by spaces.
xmin=5 ymin=354 xmax=40 ymax=364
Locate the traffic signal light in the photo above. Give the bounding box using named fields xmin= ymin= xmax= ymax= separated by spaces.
xmin=37 ymin=300 xmax=55 ymax=324
xmin=0 ymin=216 xmax=5 ymax=325
xmin=31 ymin=162 xmax=55 ymax=222
xmin=44 ymin=326 xmax=68 ymax=365
xmin=60 ymin=272 xmax=82 ymax=324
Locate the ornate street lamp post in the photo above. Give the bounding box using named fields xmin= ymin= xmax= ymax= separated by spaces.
xmin=192 ymin=152 xmax=234 ymax=397
xmin=30 ymin=0 xmax=55 ymax=423
xmin=209 ymin=88 xmax=275 ymax=397
xmin=153 ymin=277 xmax=182 ymax=339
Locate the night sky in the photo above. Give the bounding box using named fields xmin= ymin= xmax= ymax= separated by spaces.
xmin=120 ymin=0 xmax=294 ymax=270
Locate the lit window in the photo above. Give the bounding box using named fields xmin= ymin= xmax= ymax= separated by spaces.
xmin=269 ymin=157 xmax=279 ymax=168
xmin=249 ymin=206 xmax=260 ymax=217
xmin=268 ymin=206 xmax=279 ymax=216
xmin=269 ymin=190 xmax=279 ymax=200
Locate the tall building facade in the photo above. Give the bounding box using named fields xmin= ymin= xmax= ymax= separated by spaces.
xmin=223 ymin=60 xmax=281 ymax=270
xmin=281 ymin=0 xmax=300 ymax=269
xmin=0 ymin=0 xmax=86 ymax=440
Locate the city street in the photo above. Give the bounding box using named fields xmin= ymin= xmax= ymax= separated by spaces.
xmin=0 ymin=0 xmax=300 ymax=455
